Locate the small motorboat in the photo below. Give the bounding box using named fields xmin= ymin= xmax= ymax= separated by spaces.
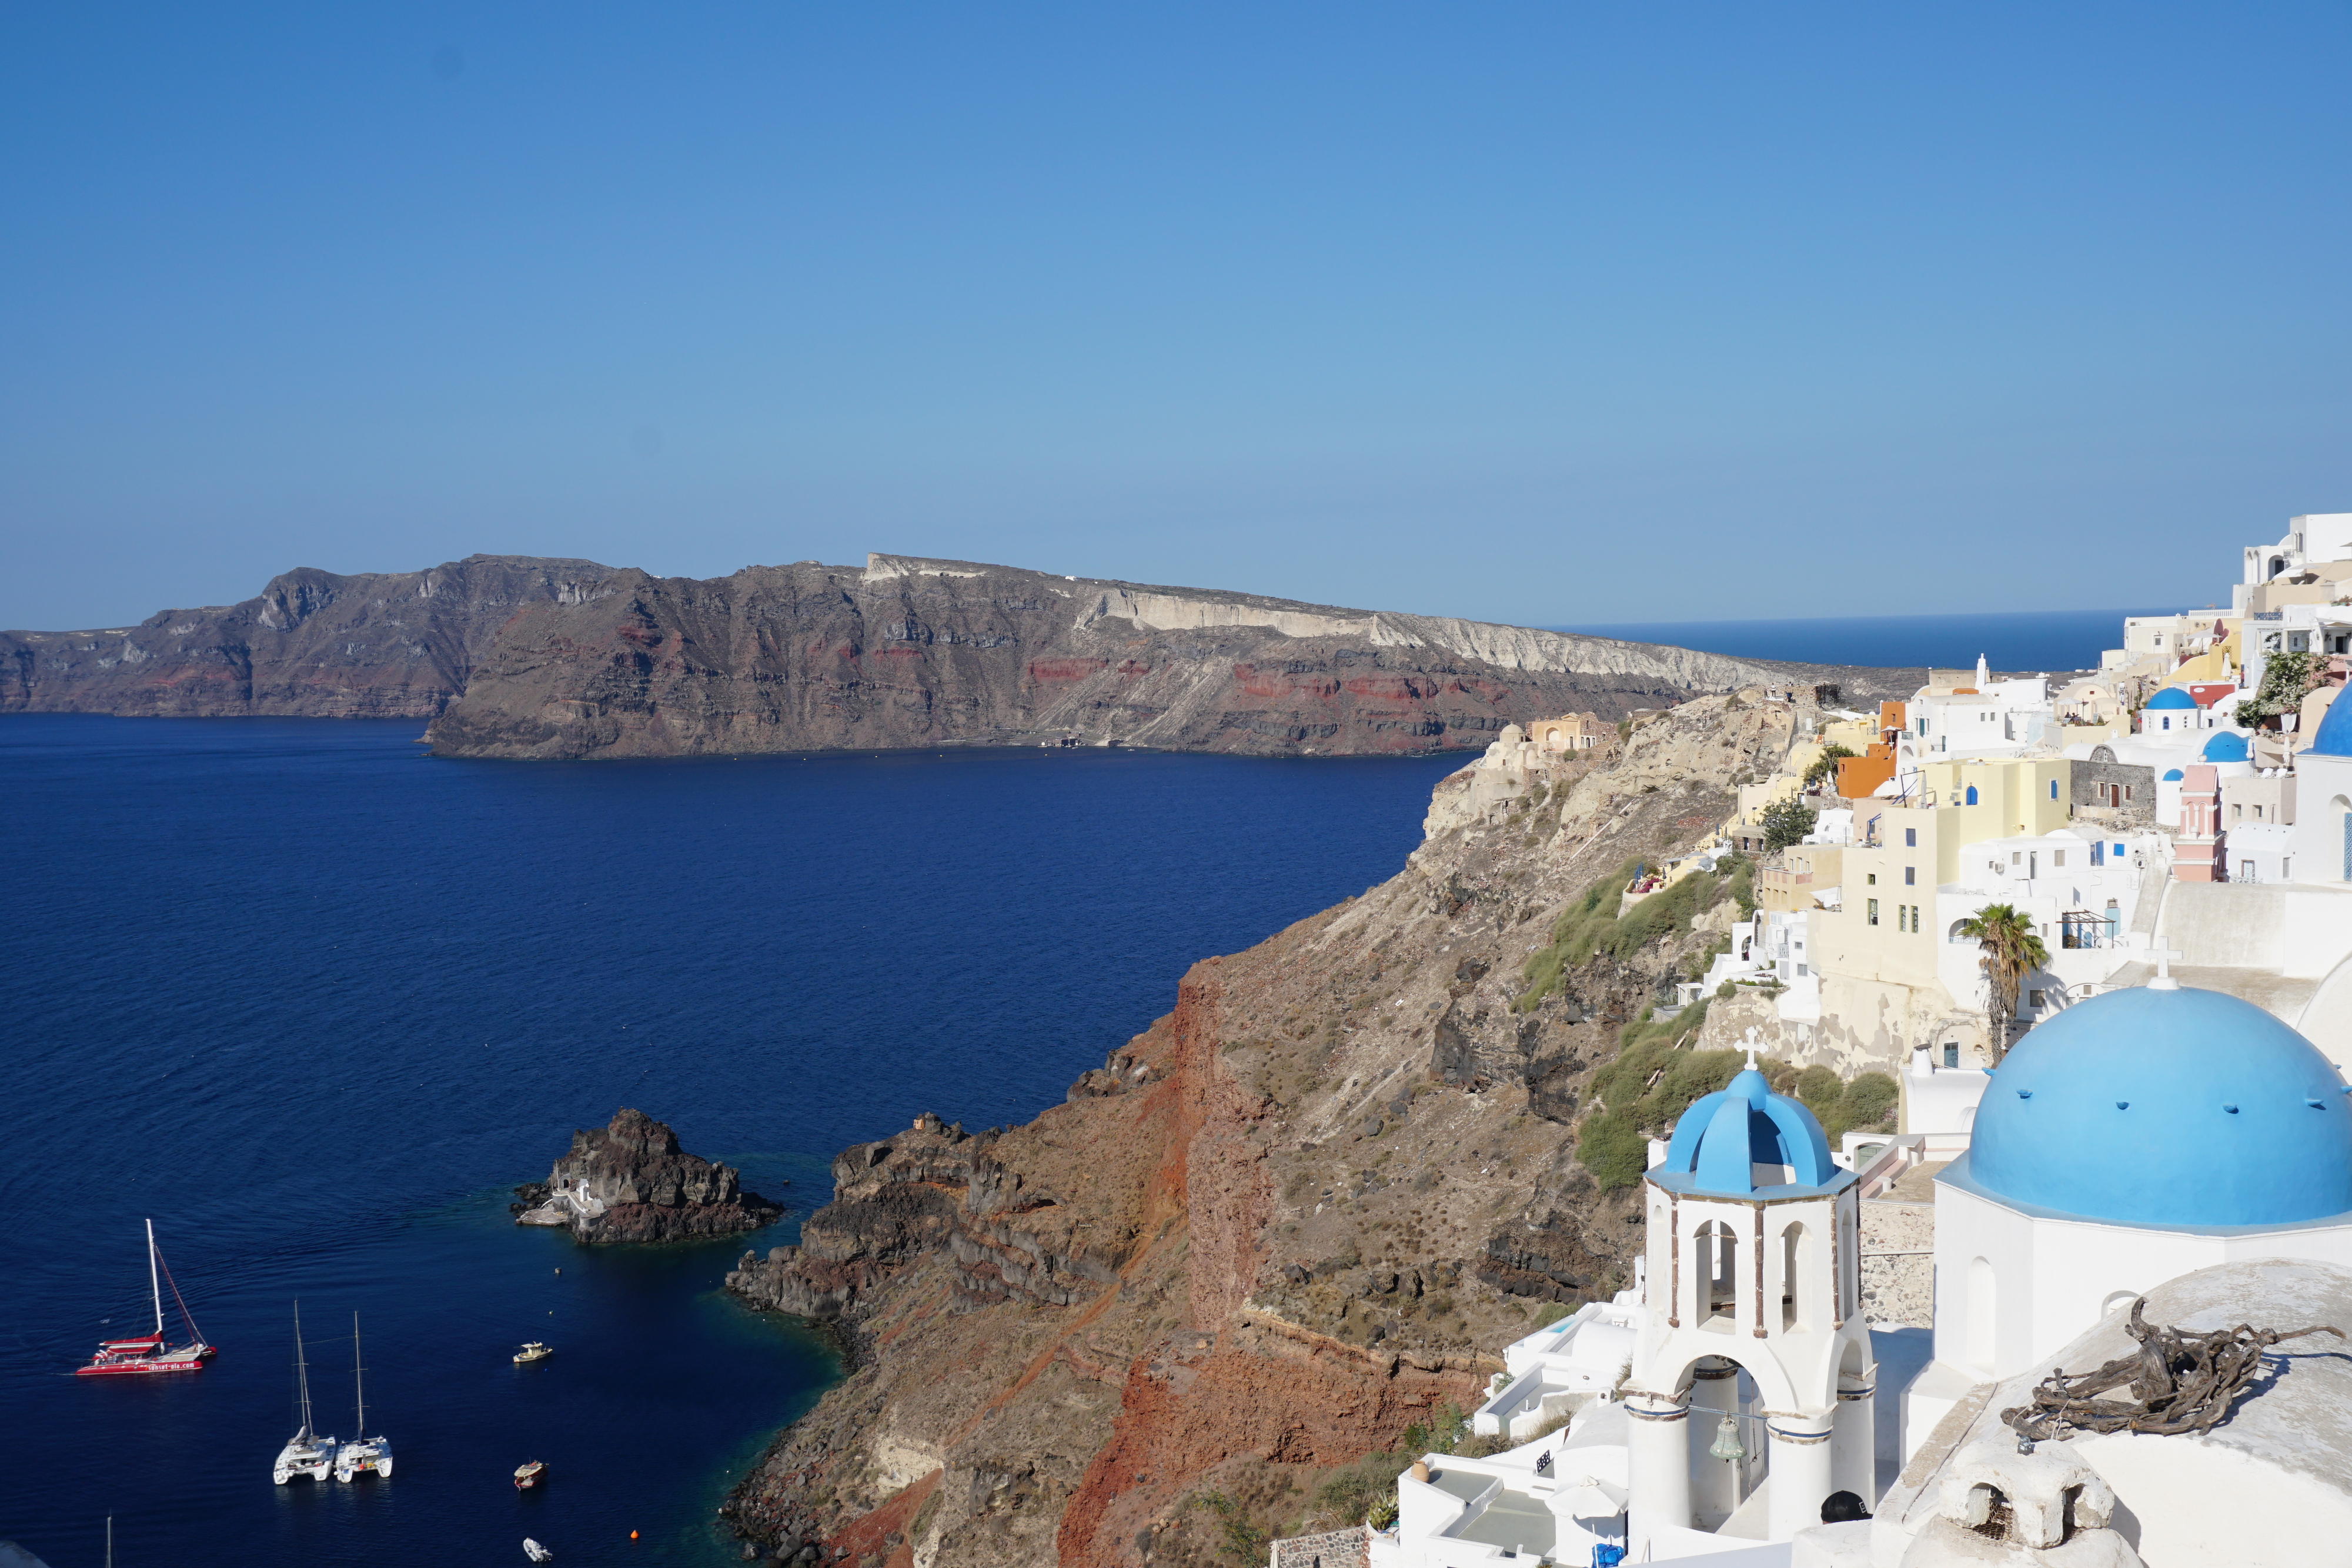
xmin=514 ymin=1460 xmax=547 ymax=1490
xmin=523 ymin=1539 xmax=554 ymax=1562
xmin=513 ymin=1341 xmax=553 ymax=1365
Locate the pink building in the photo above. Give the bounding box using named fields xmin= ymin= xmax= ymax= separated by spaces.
xmin=2174 ymin=763 xmax=2226 ymax=882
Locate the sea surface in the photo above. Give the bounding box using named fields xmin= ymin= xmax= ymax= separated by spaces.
xmin=0 ymin=718 xmax=1466 ymax=1568
xmin=1559 ymin=606 xmax=2186 ymax=676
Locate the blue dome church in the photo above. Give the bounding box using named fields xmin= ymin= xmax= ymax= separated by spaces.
xmin=1925 ymin=975 xmax=2352 ymax=1406
xmin=1625 ymin=1038 xmax=1876 ymax=1549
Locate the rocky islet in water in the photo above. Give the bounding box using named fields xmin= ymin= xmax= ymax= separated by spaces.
xmin=514 ymin=1108 xmax=784 ymax=1244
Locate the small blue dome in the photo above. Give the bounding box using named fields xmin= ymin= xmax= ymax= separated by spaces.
xmin=2202 ymin=731 xmax=2249 ymax=762
xmin=1659 ymin=1063 xmax=1836 ymax=1196
xmin=2310 ymin=691 xmax=2352 ymax=757
xmin=1970 ymin=987 xmax=2352 ymax=1226
xmin=2144 ymin=687 xmax=2197 ymax=710
xmin=2162 ymin=768 xmax=2184 ymax=781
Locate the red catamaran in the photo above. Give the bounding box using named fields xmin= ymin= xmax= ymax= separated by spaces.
xmin=76 ymin=1219 xmax=215 ymax=1376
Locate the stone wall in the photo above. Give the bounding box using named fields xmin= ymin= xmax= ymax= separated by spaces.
xmin=1859 ymin=1198 xmax=1934 ymax=1328
xmin=1270 ymin=1524 xmax=1370 ymax=1567
xmin=2070 ymin=760 xmax=2156 ymax=825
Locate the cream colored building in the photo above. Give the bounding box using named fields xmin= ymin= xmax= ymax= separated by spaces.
xmin=1809 ymin=759 xmax=2075 ymax=1071
xmin=1528 ymin=713 xmax=1607 ymax=753
xmin=1760 ymin=844 xmax=1843 ymax=914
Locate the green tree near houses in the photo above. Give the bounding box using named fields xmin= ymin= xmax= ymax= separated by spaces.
xmin=2241 ymin=650 xmax=2324 ymax=728
xmin=1957 ymin=902 xmax=2051 ymax=1063
xmin=1760 ymin=797 xmax=1818 ymax=851
xmin=1802 ymin=743 xmax=1857 ymax=790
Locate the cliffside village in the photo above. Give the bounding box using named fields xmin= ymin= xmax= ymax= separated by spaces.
xmin=1302 ymin=514 xmax=2352 ymax=1568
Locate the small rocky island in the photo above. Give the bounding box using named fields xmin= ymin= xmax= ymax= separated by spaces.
xmin=514 ymin=1108 xmax=783 ymax=1243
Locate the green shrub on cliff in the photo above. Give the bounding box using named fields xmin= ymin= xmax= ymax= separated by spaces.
xmin=1518 ymin=860 xmax=1735 ymax=1011
xmin=1194 ymin=1492 xmax=1269 ymax=1564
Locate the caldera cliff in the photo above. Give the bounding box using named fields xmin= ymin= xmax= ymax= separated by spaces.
xmin=715 ymin=688 xmax=1882 ymax=1567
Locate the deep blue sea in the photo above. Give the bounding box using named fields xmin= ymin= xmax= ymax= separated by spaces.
xmin=0 ymin=718 xmax=1465 ymax=1568
xmin=1558 ymin=606 xmax=2185 ymax=675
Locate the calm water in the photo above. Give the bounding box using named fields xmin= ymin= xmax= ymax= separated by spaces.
xmin=1559 ymin=606 xmax=2183 ymax=675
xmin=0 ymin=718 xmax=1464 ymax=1568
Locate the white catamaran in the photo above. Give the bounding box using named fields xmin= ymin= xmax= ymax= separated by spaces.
xmin=272 ymin=1302 xmax=337 ymax=1484
xmin=334 ymin=1316 xmax=393 ymax=1486
xmin=333 ymin=1312 xmax=393 ymax=1481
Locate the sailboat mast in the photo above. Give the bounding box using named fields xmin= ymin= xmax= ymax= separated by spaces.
xmin=146 ymin=1218 xmax=162 ymax=1337
xmin=293 ymin=1300 xmax=313 ymax=1437
xmin=352 ymin=1312 xmax=365 ymax=1435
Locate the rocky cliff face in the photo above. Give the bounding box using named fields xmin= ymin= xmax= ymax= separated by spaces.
xmin=1 ymin=555 xmax=620 ymax=717
xmin=714 ymin=688 xmax=1824 ymax=1568
xmin=514 ymin=1108 xmax=783 ymax=1244
xmin=423 ymin=553 xmax=1905 ymax=760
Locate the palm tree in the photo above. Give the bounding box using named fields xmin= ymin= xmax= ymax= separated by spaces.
xmin=1957 ymin=903 xmax=2052 ymax=1062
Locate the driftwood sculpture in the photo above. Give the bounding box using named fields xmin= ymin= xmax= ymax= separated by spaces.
xmin=2001 ymin=1296 xmax=2345 ymax=1442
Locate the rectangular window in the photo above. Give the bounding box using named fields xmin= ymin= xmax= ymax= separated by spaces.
xmin=2050 ymin=780 xmax=2059 ymax=800
xmin=1905 ymin=828 xmax=1917 ymax=847
xmin=2012 ymin=851 xmax=2022 ymax=865
xmin=2053 ymin=850 xmax=2065 ymax=867
xmin=2114 ymin=842 xmax=2126 ymax=855
xmin=1867 ymin=872 xmax=1877 ymax=885
xmin=1943 ymin=1043 xmax=1960 ymax=1068
xmin=1867 ymin=898 xmax=1880 ymax=926
xmin=2029 ymin=988 xmax=2047 ymax=1008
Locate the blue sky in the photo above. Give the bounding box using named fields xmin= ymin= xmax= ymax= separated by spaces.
xmin=4 ymin=4 xmax=2348 ymax=630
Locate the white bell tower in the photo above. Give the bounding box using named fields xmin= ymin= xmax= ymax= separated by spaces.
xmin=1625 ymin=1035 xmax=1875 ymax=1550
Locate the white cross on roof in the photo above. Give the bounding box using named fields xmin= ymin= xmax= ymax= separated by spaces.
xmin=2146 ymin=943 xmax=2184 ymax=991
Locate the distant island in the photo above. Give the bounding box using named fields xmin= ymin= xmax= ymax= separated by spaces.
xmin=0 ymin=553 xmax=1911 ymax=760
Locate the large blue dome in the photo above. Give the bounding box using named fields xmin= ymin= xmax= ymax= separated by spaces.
xmin=1970 ymin=986 xmax=2352 ymax=1226
xmin=2309 ymin=690 xmax=2352 ymax=757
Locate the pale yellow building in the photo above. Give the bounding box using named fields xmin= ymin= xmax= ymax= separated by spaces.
xmin=1809 ymin=757 xmax=2073 ymax=1069
xmin=1760 ymin=844 xmax=1843 ymax=914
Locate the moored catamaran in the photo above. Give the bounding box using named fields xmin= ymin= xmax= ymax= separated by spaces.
xmin=332 ymin=1312 xmax=393 ymax=1481
xmin=272 ymin=1302 xmax=336 ymax=1484
xmin=76 ymin=1219 xmax=214 ymax=1376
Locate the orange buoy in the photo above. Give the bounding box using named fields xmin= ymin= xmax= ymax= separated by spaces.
xmin=630 ymin=1530 xmax=639 ymax=1540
